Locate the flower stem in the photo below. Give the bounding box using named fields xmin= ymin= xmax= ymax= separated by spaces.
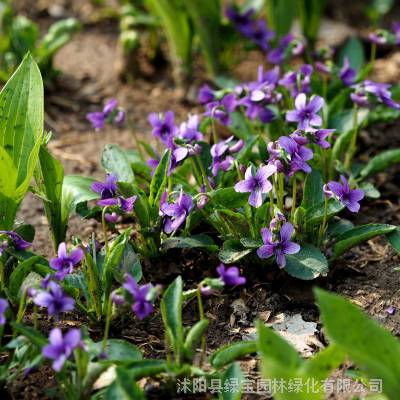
xmin=196 ymin=287 xmax=206 ymax=367
xmin=344 ymin=106 xmax=359 ymax=170
xmin=318 ymin=196 xmax=329 ymax=246
xmin=290 ymin=176 xmax=297 ymax=222
xmin=196 ymin=155 xmax=212 ymax=191
xmin=101 ymin=206 xmax=110 ymax=255
xmin=102 ymin=296 xmax=113 ymax=352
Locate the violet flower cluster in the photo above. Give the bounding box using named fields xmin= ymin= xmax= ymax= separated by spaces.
xmin=0 ymin=230 xmax=31 ymax=256
xmin=87 ymin=98 xmax=125 ymax=130
xmin=160 ymin=191 xmax=193 ymax=234
xmin=50 ymin=242 xmax=84 ymax=280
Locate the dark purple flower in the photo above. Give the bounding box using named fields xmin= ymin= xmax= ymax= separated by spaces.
xmin=86 ymin=112 xmax=106 ymax=130
xmin=160 ymin=191 xmax=193 ymax=234
xmin=42 ymin=328 xmax=83 ymax=372
xmin=198 ymin=84 xmax=215 ymax=104
xmin=205 ymin=93 xmax=237 ymax=126
xmin=119 ymin=195 xmax=137 ymax=213
xmin=339 ymin=57 xmax=357 ymax=87
xmin=392 ymin=22 xmax=400 ymax=45
xmin=50 ymin=243 xmax=84 ymax=280
xmin=0 ymin=231 xmax=31 ymax=255
xmin=234 ymin=165 xmax=276 ymax=208
xmin=217 ymin=264 xmax=246 ymax=286
xmin=279 ymin=64 xmax=313 ymax=96
xmin=225 ymin=6 xmax=255 ymax=34
xmin=286 ymin=93 xmax=324 ymax=130
xmin=268 ymin=34 xmax=304 ymax=64
xmin=324 ymin=175 xmax=364 ymax=213
xmin=91 ymin=175 xmax=118 ymax=206
xmin=148 ymin=111 xmax=178 ymax=145
xmin=291 ymin=129 xmax=334 ymax=149
xmin=257 ymin=223 xmax=300 ymax=267
xmin=105 ymin=212 xmax=120 ymax=224
xmin=242 ymin=19 xmax=274 ymax=51
xmin=179 ymin=114 xmax=203 ymax=142
xmin=33 ymin=281 xmax=75 ymax=317
xmin=111 ymin=290 xmax=125 ymax=306
xmin=87 ymin=98 xmax=125 ymax=130
xmin=351 ymin=80 xmax=400 ymax=109
xmin=386 ymin=306 xmax=396 ymax=315
xmin=0 ymin=298 xmax=8 ymax=325
xmin=123 ymin=274 xmax=154 ymax=320
xmin=210 ymin=136 xmax=244 ymax=176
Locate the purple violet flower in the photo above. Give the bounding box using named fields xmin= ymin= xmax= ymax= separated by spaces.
xmin=198 ymin=84 xmax=215 ymax=104
xmin=368 ymin=30 xmax=388 ymax=45
xmin=257 ymin=223 xmax=300 ymax=267
xmin=268 ymin=34 xmax=304 ymax=64
xmin=234 ymin=165 xmax=276 ymax=208
xmin=50 ymin=243 xmax=84 ymax=280
xmin=286 ymin=93 xmax=324 ymax=130
xmin=33 ymin=281 xmax=75 ymax=317
xmin=386 ymin=306 xmax=396 ymax=315
xmin=160 ymin=191 xmax=193 ymax=234
xmin=0 ymin=298 xmax=8 ymax=325
xmin=42 ymin=328 xmax=83 ymax=372
xmin=392 ymin=22 xmax=400 ymax=45
xmin=123 ymin=274 xmax=154 ymax=320
xmin=210 ymin=136 xmax=244 ymax=176
xmin=0 ymin=231 xmax=31 ymax=255
xmin=91 ymin=174 xmax=118 ymax=206
xmin=205 ymin=93 xmax=237 ymax=126
xmin=148 ymin=111 xmax=178 ymax=145
xmin=279 ymin=64 xmax=313 ymax=96
xmin=105 ymin=212 xmax=120 ymax=224
xmin=324 ymin=175 xmax=364 ymax=213
xmin=179 ymin=114 xmax=203 ymax=142
xmin=217 ymin=264 xmax=246 ymax=286
xmin=87 ymin=98 xmax=125 ymax=130
xmin=339 ymin=57 xmax=357 ymax=87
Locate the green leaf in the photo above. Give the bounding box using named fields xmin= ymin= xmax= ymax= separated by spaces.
xmin=285 ymin=244 xmax=328 ymax=280
xmin=100 ymin=339 xmax=142 ymax=364
xmin=359 ymin=182 xmax=380 ymax=199
xmin=338 ymin=37 xmax=365 ymax=72
xmin=305 ymin=199 xmax=343 ymax=227
xmin=148 ymin=149 xmax=170 ymax=208
xmin=265 ymin=0 xmax=296 ymax=38
xmin=301 ymin=170 xmax=323 ymax=210
xmin=219 ymin=363 xmax=244 ymax=400
xmin=34 ymin=146 xmax=65 ymax=249
xmin=105 ymin=367 xmax=145 ymax=400
xmin=160 ymin=276 xmax=183 ymax=363
xmin=240 ymin=237 xmax=263 ymax=248
xmin=360 ymin=148 xmax=400 ymax=178
xmin=114 ymin=243 xmax=142 ymax=284
xmin=124 ymin=359 xmax=168 ymax=380
xmin=8 ymin=256 xmax=41 ymax=302
xmin=162 ymin=234 xmax=218 ymax=252
xmin=219 ymin=240 xmax=252 ymax=264
xmin=11 ymin=322 xmax=47 ymax=348
xmin=315 ymin=288 xmax=400 ymax=400
xmin=332 ymin=223 xmax=396 ymax=260
xmin=0 ymin=54 xmax=43 ymax=229
xmin=386 ymin=228 xmax=400 ymax=254
xmin=183 ymin=0 xmax=221 ymax=77
xmin=210 ymin=341 xmax=257 ymax=369
xmin=101 ymin=144 xmax=135 ymax=183
xmin=183 ymin=319 xmax=209 ymax=360
xmin=61 ymin=175 xmax=97 ymax=225
xmin=327 ymin=219 xmax=354 ymax=238
xmin=208 ymin=187 xmax=248 ymax=209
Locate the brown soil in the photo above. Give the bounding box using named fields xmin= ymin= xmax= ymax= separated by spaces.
xmin=6 ymin=0 xmax=400 ymax=399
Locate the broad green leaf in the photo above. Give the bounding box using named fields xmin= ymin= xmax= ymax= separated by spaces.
xmin=183 ymin=319 xmax=209 ymax=360
xmin=184 ymin=0 xmax=221 ymax=77
xmin=219 ymin=363 xmax=244 ymax=400
xmin=61 ymin=175 xmax=97 ymax=225
xmin=265 ymin=0 xmax=296 ymax=37
xmin=125 ymin=359 xmax=168 ymax=380
xmin=162 ymin=234 xmax=218 ymax=252
xmin=99 ymin=339 xmax=142 ymax=364
xmin=148 ymin=149 xmax=170 ymax=208
xmin=386 ymin=228 xmax=400 ymax=254
xmin=101 ymin=144 xmax=135 ymax=184
xmin=11 ymin=322 xmax=47 ymax=348
xmin=210 ymin=341 xmax=257 ymax=369
xmin=332 ymin=223 xmax=396 ymax=260
xmin=301 ymin=170 xmax=323 ymax=210
xmin=297 ymin=0 xmax=326 ymax=44
xmin=8 ymin=256 xmax=41 ymax=302
xmin=327 ymin=219 xmax=354 ymax=238
xmin=0 ymin=54 xmax=43 ymax=229
xmin=145 ymin=0 xmax=192 ymax=83
xmin=359 ymin=182 xmax=380 ymax=199
xmin=114 ymin=243 xmax=142 ymax=284
xmin=316 ymin=288 xmax=400 ymax=400
xmin=34 ymin=146 xmax=65 ymax=249
xmin=160 ymin=276 xmax=183 ymax=364
xmin=208 ymin=187 xmax=248 ymax=209
xmin=285 ymin=244 xmax=328 ymax=280
xmin=329 ymin=108 xmax=368 ymax=134
xmin=338 ymin=37 xmax=365 ymax=72
xmin=219 ymin=240 xmax=252 ymax=264
xmin=14 ymin=224 xmax=35 ymax=242
xmin=305 ymin=199 xmax=343 ymax=227
xmin=240 ymin=237 xmax=263 ymax=248
xmin=359 ymin=149 xmax=400 ymax=178
xmin=105 ymin=367 xmax=145 ymax=400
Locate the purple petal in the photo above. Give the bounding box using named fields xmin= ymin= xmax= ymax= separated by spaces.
xmin=249 ymin=189 xmax=263 ymax=208
xmin=283 ymin=241 xmax=300 ymax=255
xmin=33 ymin=292 xmax=53 ymax=308
xmin=234 ymin=178 xmax=255 ymax=193
xmin=69 ymin=248 xmax=83 ymax=265
xmin=295 ymin=93 xmax=307 ymax=110
xmin=260 ymin=227 xmax=273 ymax=244
xmin=280 ymin=222 xmax=294 ymax=243
xmin=307 ymin=95 xmax=324 ymax=113
xmin=257 ymin=244 xmax=275 ymax=259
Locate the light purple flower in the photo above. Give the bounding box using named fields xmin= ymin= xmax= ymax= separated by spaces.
xmin=50 ymin=243 xmax=84 ymax=280
xmin=179 ymin=114 xmax=203 ymax=142
xmin=105 ymin=212 xmax=120 ymax=224
xmin=386 ymin=306 xmax=396 ymax=315
xmin=33 ymin=281 xmax=75 ymax=317
xmin=0 ymin=231 xmax=31 ymax=255
xmin=210 ymin=136 xmax=244 ymax=176
xmin=234 ymin=165 xmax=276 ymax=208
xmin=351 ymin=80 xmax=400 ymax=109
xmin=279 ymin=64 xmax=313 ymax=96
xmin=123 ymin=274 xmax=154 ymax=320
xmin=268 ymin=34 xmax=304 ymax=64
xmin=286 ymin=93 xmax=324 ymax=130
xmin=91 ymin=174 xmax=118 ymax=206
xmin=160 ymin=191 xmax=193 ymax=234
xmin=42 ymin=328 xmax=83 ymax=372
xmin=257 ymin=223 xmax=300 ymax=267
xmin=0 ymin=298 xmax=8 ymax=325
xmin=205 ymin=93 xmax=237 ymax=126
xmin=324 ymin=175 xmax=364 ymax=213
xmin=339 ymin=57 xmax=357 ymax=87
xmin=87 ymin=98 xmax=125 ymax=130
xmin=217 ymin=264 xmax=246 ymax=286
xmin=368 ymin=30 xmax=387 ymax=45
xmin=148 ymin=111 xmax=178 ymax=145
